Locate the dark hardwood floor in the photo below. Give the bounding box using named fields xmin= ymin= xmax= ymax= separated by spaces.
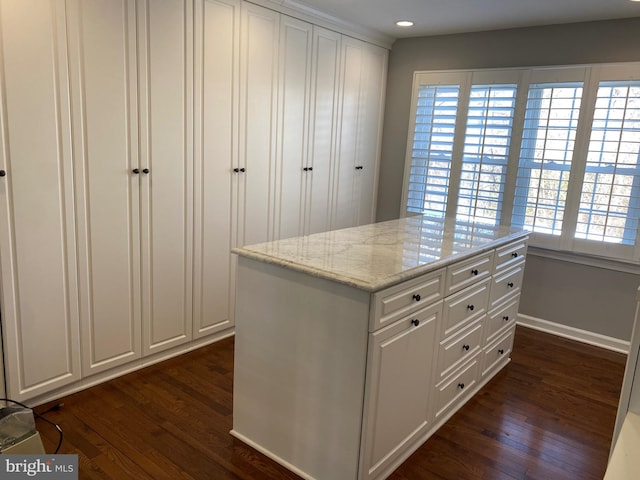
xmin=35 ymin=326 xmax=626 ymax=479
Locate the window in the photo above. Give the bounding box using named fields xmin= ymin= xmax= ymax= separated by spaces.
xmin=512 ymin=82 xmax=583 ymax=236
xmin=406 ymin=83 xmax=460 ymax=217
xmin=576 ymin=81 xmax=640 ymax=245
xmin=402 ymin=63 xmax=640 ymax=262
xmin=457 ymin=84 xmax=517 ymax=225
xmin=404 ymin=72 xmax=519 ymax=228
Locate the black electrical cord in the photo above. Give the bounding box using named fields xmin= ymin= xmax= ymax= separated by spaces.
xmin=1 ymin=398 xmax=63 ymax=454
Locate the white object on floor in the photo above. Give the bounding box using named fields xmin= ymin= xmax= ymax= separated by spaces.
xmin=605 ymin=412 xmax=640 ymax=479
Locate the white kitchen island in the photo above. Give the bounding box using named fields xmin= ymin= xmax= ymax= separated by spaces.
xmin=231 ymin=215 xmax=528 ymax=480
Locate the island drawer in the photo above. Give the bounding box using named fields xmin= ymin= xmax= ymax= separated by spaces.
xmin=494 ymin=237 xmax=528 ymax=274
xmin=370 ymin=268 xmax=445 ymax=331
xmin=434 ymin=355 xmax=479 ymax=422
xmin=488 ymin=261 xmax=525 ymax=311
xmin=444 ymin=250 xmax=494 ymax=296
xmin=484 ymin=295 xmax=519 ymax=345
xmin=437 ymin=317 xmax=483 ymax=380
xmin=441 ymin=278 xmax=490 ymax=339
xmin=481 ymin=328 xmax=515 ymax=379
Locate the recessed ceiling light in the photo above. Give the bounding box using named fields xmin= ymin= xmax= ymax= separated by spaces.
xmin=396 ymin=21 xmax=414 ymax=27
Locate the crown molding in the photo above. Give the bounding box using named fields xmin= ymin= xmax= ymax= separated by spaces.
xmin=247 ymin=0 xmax=394 ymax=49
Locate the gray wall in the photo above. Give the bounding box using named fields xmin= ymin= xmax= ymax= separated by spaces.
xmin=377 ymin=18 xmax=640 ymax=342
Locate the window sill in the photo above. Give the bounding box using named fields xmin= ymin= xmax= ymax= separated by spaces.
xmin=527 ymin=246 xmax=640 ymax=274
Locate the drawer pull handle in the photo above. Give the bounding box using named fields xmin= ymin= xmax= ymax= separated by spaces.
xmin=411 ymin=319 xmax=420 ymax=327
xmin=0 ymin=169 xmax=7 ymax=177
xmin=498 ymin=349 xmax=505 ymax=355
xmin=503 ymin=315 xmax=509 ymax=321
xmin=512 ymin=252 xmax=519 ymax=258
xmin=507 ymin=282 xmax=514 ymax=288
xmin=471 ymin=269 xmax=479 ymax=276
xmin=462 ymin=344 xmax=470 ymax=351
xmin=458 ymin=383 xmax=465 ymax=389
xmin=467 ymin=304 xmax=474 ymax=311
xmin=412 ymin=294 xmax=421 ymax=302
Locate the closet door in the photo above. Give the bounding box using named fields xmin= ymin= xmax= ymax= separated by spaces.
xmin=306 ymin=27 xmax=341 ymax=235
xmin=333 ymin=37 xmax=387 ymax=230
xmin=354 ymin=43 xmax=387 ymax=226
xmin=67 ymin=0 xmax=142 ymax=376
xmin=274 ymin=15 xmax=312 ymax=240
xmin=193 ymin=0 xmax=239 ymax=338
xmin=237 ymin=2 xmax=280 ymax=246
xmin=0 ymin=0 xmax=81 ymax=400
xmin=332 ymin=36 xmax=364 ymax=230
xmin=138 ymin=0 xmax=193 ymax=355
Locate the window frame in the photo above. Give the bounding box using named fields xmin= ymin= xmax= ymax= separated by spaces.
xmin=400 ymin=62 xmax=640 ymax=264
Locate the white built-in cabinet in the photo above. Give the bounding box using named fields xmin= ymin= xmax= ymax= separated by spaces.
xmin=274 ymin=15 xmax=313 ymax=241
xmin=232 ymin=234 xmax=528 ymax=480
xmin=0 ymin=0 xmax=81 ymax=400
xmin=193 ymin=0 xmax=239 ymax=339
xmin=237 ymin=2 xmax=280 ymax=246
xmin=306 ymin=27 xmax=341 ymax=235
xmin=333 ymin=36 xmax=387 ymax=230
xmin=0 ymin=0 xmax=387 ymax=403
xmin=66 ymin=0 xmax=141 ymax=377
xmin=67 ymin=0 xmax=193 ymax=377
xmin=237 ymin=2 xmax=388 ymax=243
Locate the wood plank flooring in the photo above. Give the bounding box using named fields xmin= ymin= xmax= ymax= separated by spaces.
xmin=34 ymin=326 xmax=626 ymax=479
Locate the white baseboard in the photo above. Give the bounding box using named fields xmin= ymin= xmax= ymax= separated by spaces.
xmin=517 ymin=314 xmax=630 ymax=354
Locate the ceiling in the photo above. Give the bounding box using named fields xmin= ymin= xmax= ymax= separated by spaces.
xmin=291 ymin=0 xmax=640 ymax=39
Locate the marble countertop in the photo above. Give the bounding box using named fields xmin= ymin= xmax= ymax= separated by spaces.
xmin=232 ymin=215 xmax=528 ymax=292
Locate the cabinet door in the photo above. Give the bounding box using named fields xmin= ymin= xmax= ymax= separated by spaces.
xmin=138 ymin=0 xmax=193 ymax=355
xmin=360 ymin=301 xmax=441 ymax=480
xmin=0 ymin=0 xmax=81 ymax=400
xmin=193 ymin=0 xmax=239 ymax=338
xmin=332 ymin=36 xmax=363 ymax=230
xmin=67 ymin=0 xmax=142 ymax=375
xmin=354 ymin=43 xmax=386 ymax=226
xmin=237 ymin=2 xmax=280 ymax=246
xmin=306 ymin=27 xmax=341 ymax=235
xmin=274 ymin=15 xmax=312 ymax=240
xmin=333 ymin=37 xmax=386 ymax=230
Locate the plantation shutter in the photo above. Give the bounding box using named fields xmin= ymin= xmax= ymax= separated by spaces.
xmin=456 ymin=84 xmax=517 ymax=226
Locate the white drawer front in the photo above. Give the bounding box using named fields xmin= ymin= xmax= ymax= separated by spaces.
xmin=442 ymin=278 xmax=490 ymax=339
xmin=484 ymin=295 xmax=520 ymax=345
xmin=488 ymin=261 xmax=525 ymax=310
xmin=444 ymin=251 xmax=494 ymax=296
xmin=371 ymin=268 xmax=445 ymax=331
xmin=438 ymin=318 xmax=483 ymax=380
xmin=481 ymin=328 xmax=515 ymax=378
xmin=494 ymin=237 xmax=528 ymax=274
xmin=434 ymin=356 xmax=479 ymax=421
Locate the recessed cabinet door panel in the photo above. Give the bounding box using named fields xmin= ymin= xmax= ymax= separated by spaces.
xmin=333 ymin=37 xmax=386 ymax=231
xmin=67 ymin=0 xmax=142 ymax=375
xmin=361 ymin=302 xmax=441 ymax=480
xmin=306 ymin=27 xmax=340 ymax=235
xmin=193 ymin=0 xmax=239 ymax=337
xmin=275 ymin=15 xmax=312 ymax=240
xmin=238 ymin=3 xmax=280 ymax=246
xmin=139 ymin=0 xmax=193 ymax=354
xmin=332 ymin=38 xmax=362 ymax=231
xmin=354 ymin=43 xmax=386 ymax=227
xmin=0 ymin=0 xmax=80 ymax=400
